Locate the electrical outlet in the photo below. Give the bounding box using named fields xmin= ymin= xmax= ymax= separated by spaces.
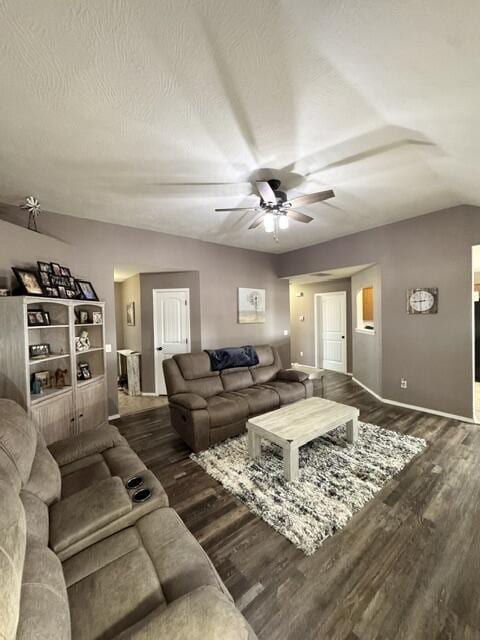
xmin=400 ymin=377 xmax=407 ymax=389
xmin=300 ymin=351 xmax=303 ymax=357
xmin=283 ymin=329 xmax=289 ymax=336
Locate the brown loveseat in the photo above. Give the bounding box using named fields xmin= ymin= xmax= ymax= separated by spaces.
xmin=163 ymin=345 xmax=313 ymax=452
xmin=0 ymin=399 xmax=255 ymax=640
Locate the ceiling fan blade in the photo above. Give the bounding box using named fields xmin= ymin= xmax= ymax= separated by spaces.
xmin=248 ymin=215 xmax=265 ymax=229
xmin=255 ymin=181 xmax=277 ymax=203
xmin=287 ymin=210 xmax=314 ymax=223
xmin=286 ymin=189 xmax=335 ymax=208
xmin=215 ymin=207 xmax=255 ymax=212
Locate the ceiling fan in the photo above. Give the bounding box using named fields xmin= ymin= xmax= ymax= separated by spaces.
xmin=215 ymin=179 xmax=335 ymax=241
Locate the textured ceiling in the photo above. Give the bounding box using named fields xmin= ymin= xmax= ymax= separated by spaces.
xmin=0 ymin=0 xmax=478 ymax=253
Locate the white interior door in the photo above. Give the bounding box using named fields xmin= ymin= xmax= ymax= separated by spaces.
xmin=153 ymin=289 xmax=190 ymax=395
xmin=317 ymin=292 xmax=347 ymax=373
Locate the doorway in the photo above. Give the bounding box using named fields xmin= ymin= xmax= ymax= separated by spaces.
xmin=153 ymin=288 xmax=191 ymax=395
xmin=314 ymin=291 xmax=347 ymax=373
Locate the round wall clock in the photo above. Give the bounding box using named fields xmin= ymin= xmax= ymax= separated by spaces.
xmin=407 ymin=288 xmax=438 ymax=314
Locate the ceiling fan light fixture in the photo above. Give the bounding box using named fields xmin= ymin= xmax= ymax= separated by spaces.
xmin=263 ymin=212 xmax=275 ymax=233
xmin=279 ymin=214 xmax=289 ymax=230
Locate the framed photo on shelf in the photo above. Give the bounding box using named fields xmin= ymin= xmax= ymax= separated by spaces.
xmin=27 ymin=309 xmax=50 ymax=326
xmin=57 ymin=285 xmax=68 ymax=299
xmin=79 ymin=310 xmax=89 ymax=324
xmin=60 ymin=266 xmax=71 ymax=277
xmin=34 ymin=370 xmax=50 ymax=388
xmin=29 ymin=343 xmax=51 ymax=359
xmin=77 ymin=362 xmax=92 ymax=380
xmin=51 ymin=263 xmax=62 ymax=276
xmin=76 ymin=280 xmax=98 ymax=301
xmin=43 ymin=286 xmax=59 ymax=298
xmin=12 ymin=268 xmax=44 ymax=296
xmin=92 ymin=311 xmax=103 ymax=324
xmin=39 ymin=271 xmax=51 ymax=287
xmin=65 ymin=289 xmax=77 ymax=299
xmin=37 ymin=261 xmax=53 ymax=274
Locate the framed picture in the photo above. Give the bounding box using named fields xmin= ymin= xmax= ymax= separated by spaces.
xmin=65 ymin=289 xmax=77 ymax=299
xmin=12 ymin=268 xmax=44 ymax=296
xmin=76 ymin=280 xmax=98 ymax=301
xmin=27 ymin=309 xmax=47 ymax=326
xmin=79 ymin=310 xmax=89 ymax=324
xmin=43 ymin=311 xmax=51 ymax=325
xmin=92 ymin=311 xmax=103 ymax=324
xmin=39 ymin=271 xmax=51 ymax=287
xmin=51 ymin=263 xmax=62 ymax=276
xmin=51 ymin=274 xmax=70 ymax=287
xmin=57 ymin=285 xmax=68 ymax=299
xmin=43 ymin=286 xmax=59 ymax=298
xmin=34 ymin=370 xmax=50 ymax=388
xmin=29 ymin=343 xmax=51 ymax=359
xmin=126 ymin=302 xmax=135 ymax=326
xmin=77 ymin=362 xmax=92 ymax=380
xmin=37 ymin=261 xmax=52 ymax=274
xmin=60 ymin=266 xmax=71 ymax=277
xmin=238 ymin=287 xmax=266 ymax=324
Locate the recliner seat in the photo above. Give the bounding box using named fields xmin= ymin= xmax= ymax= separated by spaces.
xmin=163 ymin=345 xmax=313 ymax=452
xmin=0 ymin=399 xmax=256 ymax=640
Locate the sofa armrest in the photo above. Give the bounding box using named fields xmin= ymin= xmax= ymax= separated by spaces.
xmin=276 ymin=369 xmax=308 ymax=383
xmin=170 ymin=393 xmax=207 ymax=410
xmin=50 ymin=470 xmax=167 ymax=561
xmin=114 ymin=586 xmax=256 ymax=640
xmin=48 ymin=425 xmax=126 ymax=467
xmin=49 ymin=476 xmax=131 ymax=554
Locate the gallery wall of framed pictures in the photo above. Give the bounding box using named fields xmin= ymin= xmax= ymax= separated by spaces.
xmin=11 ymin=262 xmax=99 ymax=301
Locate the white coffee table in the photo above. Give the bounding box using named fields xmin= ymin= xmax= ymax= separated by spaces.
xmin=246 ymin=397 xmax=360 ymax=482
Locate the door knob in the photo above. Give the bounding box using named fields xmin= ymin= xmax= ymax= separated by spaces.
xmin=157 ymin=347 xmax=163 ymax=351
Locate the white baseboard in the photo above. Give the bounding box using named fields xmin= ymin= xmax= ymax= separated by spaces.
xmin=141 ymin=392 xmax=157 ymax=396
xmin=292 ymin=362 xmax=316 ymax=369
xmin=352 ymin=376 xmax=475 ymax=424
xmin=108 ymin=413 xmax=120 ymax=420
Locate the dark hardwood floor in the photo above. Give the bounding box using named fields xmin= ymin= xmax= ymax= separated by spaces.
xmin=113 ymin=372 xmax=480 ymax=640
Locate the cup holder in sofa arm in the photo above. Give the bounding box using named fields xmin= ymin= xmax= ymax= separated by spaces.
xmin=132 ymin=487 xmax=151 ymax=503
xmin=126 ymin=475 xmax=144 ymax=490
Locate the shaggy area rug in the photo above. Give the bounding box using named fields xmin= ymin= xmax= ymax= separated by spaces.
xmin=191 ymin=422 xmax=426 ymax=555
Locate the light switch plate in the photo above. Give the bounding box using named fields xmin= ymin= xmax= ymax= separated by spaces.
xmin=283 ymin=329 xmax=289 ymax=336
xmin=105 ymin=344 xmax=112 ymax=353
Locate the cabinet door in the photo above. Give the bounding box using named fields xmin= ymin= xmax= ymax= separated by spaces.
xmin=31 ymin=390 xmax=75 ymax=444
xmin=77 ymin=377 xmax=107 ymax=433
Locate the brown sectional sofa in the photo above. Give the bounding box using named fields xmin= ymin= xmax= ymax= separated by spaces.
xmin=163 ymin=345 xmax=313 ymax=452
xmin=0 ymin=398 xmax=255 ymax=639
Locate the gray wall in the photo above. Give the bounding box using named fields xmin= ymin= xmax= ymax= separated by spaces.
xmin=116 ymin=275 xmax=142 ymax=353
xmin=0 ymin=203 xmax=290 ymax=416
xmin=289 ymin=279 xmax=352 ymax=372
xmin=140 ymin=271 xmax=201 ymax=393
xmin=351 ymin=266 xmax=382 ymax=395
xmin=279 ymin=205 xmax=480 ymax=419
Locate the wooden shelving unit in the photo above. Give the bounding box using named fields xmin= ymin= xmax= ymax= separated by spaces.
xmin=0 ymin=297 xmax=107 ymax=444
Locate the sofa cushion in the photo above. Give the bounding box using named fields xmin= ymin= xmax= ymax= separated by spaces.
xmin=206 ymin=393 xmax=249 ymax=428
xmin=16 ymin=538 xmax=71 ymax=640
xmin=0 ymin=481 xmax=26 ymax=640
xmin=276 ymin=369 xmax=308 ymax=383
xmin=174 ymin=352 xmax=216 ymax=380
xmin=60 ymin=458 xmax=111 ymax=498
xmin=249 ymin=346 xmax=281 ymax=385
xmin=231 ymin=385 xmax=279 ymax=415
xmin=0 ymin=399 xmax=37 ymax=486
xmin=221 ymin=368 xmax=254 ymax=392
xmin=20 ymin=490 xmax=49 ymax=545
xmin=63 ymin=508 xmax=232 ymax=640
xmin=262 ymin=380 xmax=307 ymax=404
xmin=25 ymin=436 xmax=61 ymax=505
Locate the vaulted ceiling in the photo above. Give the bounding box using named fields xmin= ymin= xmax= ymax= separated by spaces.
xmin=1 ymin=1 xmax=479 ymax=253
